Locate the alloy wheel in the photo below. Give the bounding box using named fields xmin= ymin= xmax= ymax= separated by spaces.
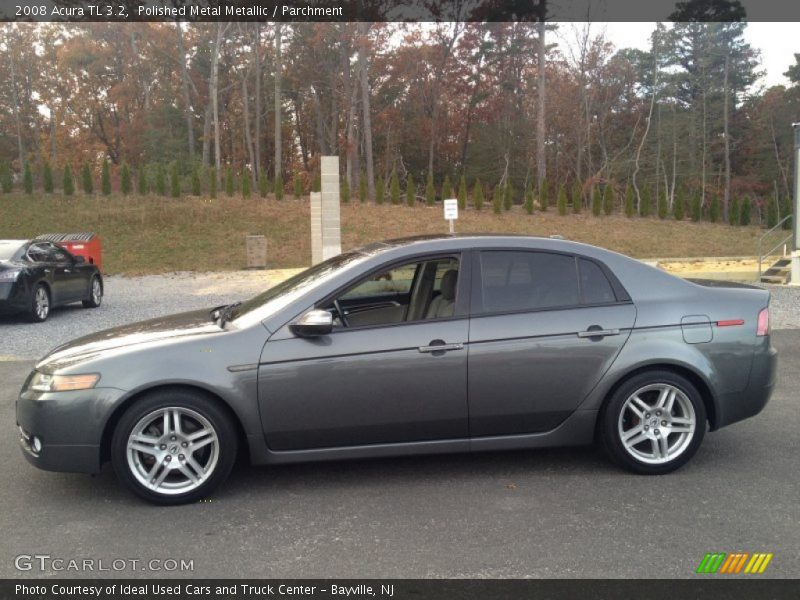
xmin=35 ymin=287 xmax=50 ymax=320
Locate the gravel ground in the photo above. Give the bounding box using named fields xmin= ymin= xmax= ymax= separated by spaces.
xmin=1 ymin=271 xmax=798 ymax=360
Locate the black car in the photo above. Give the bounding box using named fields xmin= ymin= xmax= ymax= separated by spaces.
xmin=0 ymin=239 xmax=103 ymax=322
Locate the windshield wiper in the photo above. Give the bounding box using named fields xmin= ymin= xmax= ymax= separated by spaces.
xmin=214 ymin=301 xmax=242 ymax=328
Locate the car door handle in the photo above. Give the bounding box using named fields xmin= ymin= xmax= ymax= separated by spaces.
xmin=577 ymin=328 xmax=620 ymax=339
xmin=418 ymin=341 xmax=464 ymax=353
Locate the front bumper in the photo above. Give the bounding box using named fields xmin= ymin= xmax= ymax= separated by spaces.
xmin=16 ymin=384 xmax=127 ymax=474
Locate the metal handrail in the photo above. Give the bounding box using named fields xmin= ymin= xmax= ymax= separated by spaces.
xmin=757 ymin=215 xmax=793 ymax=279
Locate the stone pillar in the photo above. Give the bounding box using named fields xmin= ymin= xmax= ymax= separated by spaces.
xmin=320 ymin=156 xmax=342 ymax=261
xmin=310 ymin=192 xmax=323 ymax=265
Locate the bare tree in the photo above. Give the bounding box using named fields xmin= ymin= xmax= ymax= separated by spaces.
xmin=210 ymin=22 xmax=230 ymax=181
xmin=175 ymin=22 xmax=195 ymax=159
xmin=536 ymin=8 xmax=547 ymax=197
xmin=274 ymin=22 xmax=283 ymax=180
xmin=357 ymin=22 xmax=375 ymax=200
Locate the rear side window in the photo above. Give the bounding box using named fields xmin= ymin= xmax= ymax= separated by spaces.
xmin=478 ymin=251 xmax=579 ymax=313
xmin=579 ymin=258 xmax=617 ymax=304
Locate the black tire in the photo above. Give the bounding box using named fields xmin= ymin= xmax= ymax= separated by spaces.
xmin=82 ymin=276 xmax=103 ymax=308
xmin=28 ymin=283 xmax=50 ymax=323
xmin=599 ymin=370 xmax=706 ymax=475
xmin=111 ymin=389 xmax=238 ymax=505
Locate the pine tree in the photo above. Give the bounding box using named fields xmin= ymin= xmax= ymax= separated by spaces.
xmin=120 ymin=163 xmax=132 ymax=195
xmin=739 ymin=197 xmax=751 ymax=226
xmin=242 ymin=170 xmax=252 ymax=198
xmin=728 ymin=197 xmax=740 ymax=226
xmin=539 ymin=179 xmax=549 ymax=211
xmin=406 ymin=173 xmax=415 ymax=207
xmin=457 ymin=175 xmax=467 ymax=211
xmin=62 ymin=164 xmax=74 ymax=196
xmin=358 ymin=171 xmax=367 ymax=203
xmin=311 ymin=172 xmax=321 ymax=193
xmin=603 ymin=184 xmax=614 ymax=215
xmin=672 ymin=187 xmax=686 ymax=221
xmin=293 ymin=172 xmax=303 ymax=199
xmin=274 ymin=173 xmax=284 ymax=201
xmin=442 ymin=175 xmax=452 ymax=201
xmin=375 ymin=175 xmax=385 ymax=205
xmin=0 ymin=162 xmax=12 ymax=193
xmin=171 ymin=163 xmax=181 ymax=198
xmin=557 ymin=184 xmax=567 ymax=216
xmin=572 ymin=181 xmax=583 ymax=214
xmin=191 ymin=166 xmax=201 ymax=196
xmin=640 ymin=187 xmax=652 ymax=217
xmin=492 ymin=184 xmax=503 ymax=214
xmin=504 ymin=182 xmax=513 ymax=211
xmin=224 ymin=167 xmax=234 ymax=197
xmin=23 ymin=163 xmax=33 ymax=194
xmin=425 ymin=172 xmax=435 ymax=206
xmin=524 ymin=182 xmax=534 ymax=214
xmin=101 ymin=159 xmax=112 ymax=195
xmin=83 ymin=163 xmax=94 ymax=195
xmin=690 ymin=190 xmax=702 ymax=222
xmin=624 ymin=185 xmax=635 ymax=217
xmin=766 ymin=195 xmax=778 ymax=228
xmin=591 ymin=186 xmax=602 ymax=216
xmin=209 ymin=168 xmax=217 ymax=199
xmin=709 ymin=194 xmax=720 ymax=223
xmin=340 ymin=177 xmax=350 ymax=203
xmin=43 ymin=161 xmax=54 ymax=193
xmin=657 ymin=187 xmax=668 ymax=219
xmin=473 ymin=179 xmax=484 ymax=211
xmin=390 ymin=171 xmax=400 ymax=205
xmin=258 ymin=172 xmax=269 ymax=198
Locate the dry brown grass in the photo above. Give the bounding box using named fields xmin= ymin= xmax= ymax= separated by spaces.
xmin=0 ymin=193 xmax=767 ymax=275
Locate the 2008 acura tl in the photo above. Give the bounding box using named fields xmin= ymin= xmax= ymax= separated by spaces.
xmin=17 ymin=235 xmax=777 ymax=504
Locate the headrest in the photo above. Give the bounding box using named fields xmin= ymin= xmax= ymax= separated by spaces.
xmin=440 ymin=269 xmax=458 ymax=301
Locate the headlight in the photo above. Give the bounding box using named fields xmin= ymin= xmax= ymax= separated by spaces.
xmin=29 ymin=372 xmax=100 ymax=392
xmin=0 ymin=269 xmax=21 ymax=282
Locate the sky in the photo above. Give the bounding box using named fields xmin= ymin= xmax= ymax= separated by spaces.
xmin=571 ymin=22 xmax=798 ymax=89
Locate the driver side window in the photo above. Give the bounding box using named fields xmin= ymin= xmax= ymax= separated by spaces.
xmin=324 ymin=256 xmax=460 ymax=329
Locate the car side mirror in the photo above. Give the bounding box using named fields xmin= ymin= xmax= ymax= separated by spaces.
xmin=73 ymin=255 xmax=86 ymax=264
xmin=290 ymin=309 xmax=333 ymax=338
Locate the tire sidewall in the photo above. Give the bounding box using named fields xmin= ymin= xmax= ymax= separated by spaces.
xmin=110 ymin=390 xmax=237 ymax=505
xmin=84 ymin=276 xmax=102 ymax=308
xmin=601 ymin=370 xmax=706 ymax=475
xmin=29 ymin=283 xmax=50 ymax=322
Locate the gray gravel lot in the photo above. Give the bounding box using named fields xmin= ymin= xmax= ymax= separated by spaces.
xmin=1 ymin=272 xmax=798 ymax=360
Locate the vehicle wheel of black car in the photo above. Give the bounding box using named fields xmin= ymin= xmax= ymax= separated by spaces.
xmin=82 ymin=276 xmax=103 ymax=308
xmin=28 ymin=283 xmax=50 ymax=323
xmin=599 ymin=370 xmax=706 ymax=475
xmin=111 ymin=390 xmax=238 ymax=505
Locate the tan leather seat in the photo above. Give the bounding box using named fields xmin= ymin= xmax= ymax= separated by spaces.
xmin=426 ymin=269 xmax=458 ymax=318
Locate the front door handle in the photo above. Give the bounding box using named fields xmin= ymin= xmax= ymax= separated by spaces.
xmin=418 ymin=340 xmax=464 ymax=353
xmin=577 ymin=327 xmax=620 ymax=339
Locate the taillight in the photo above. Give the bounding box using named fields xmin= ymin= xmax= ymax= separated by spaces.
xmin=756 ymin=308 xmax=769 ymax=337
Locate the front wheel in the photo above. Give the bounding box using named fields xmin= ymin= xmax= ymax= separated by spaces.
xmin=82 ymin=276 xmax=102 ymax=308
xmin=599 ymin=370 xmax=706 ymax=475
xmin=110 ymin=390 xmax=238 ymax=504
xmin=28 ymin=283 xmax=50 ymax=322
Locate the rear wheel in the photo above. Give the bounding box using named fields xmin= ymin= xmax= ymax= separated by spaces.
xmin=599 ymin=370 xmax=706 ymax=474
xmin=82 ymin=276 xmax=102 ymax=308
xmin=111 ymin=390 xmax=237 ymax=505
xmin=28 ymin=283 xmax=50 ymax=322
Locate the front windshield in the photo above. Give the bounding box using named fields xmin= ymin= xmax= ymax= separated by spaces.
xmin=0 ymin=242 xmax=25 ymax=261
xmin=230 ymin=249 xmax=372 ymax=328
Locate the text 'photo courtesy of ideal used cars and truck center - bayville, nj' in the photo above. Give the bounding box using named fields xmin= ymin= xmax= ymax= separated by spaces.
xmin=1 ymin=0 xmax=799 ymax=597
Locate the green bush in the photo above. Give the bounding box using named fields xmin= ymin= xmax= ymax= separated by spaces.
xmin=603 ymin=184 xmax=614 ymax=215
xmin=780 ymin=194 xmax=792 ymax=229
xmin=524 ymin=183 xmax=534 ymax=214
xmin=390 ymin=171 xmax=400 ymax=205
xmin=504 ymin=182 xmax=513 ymax=211
xmin=171 ymin=163 xmax=181 ymax=197
xmin=709 ymin=194 xmax=720 ymax=223
xmin=358 ymin=172 xmax=367 ymax=203
xmin=557 ymin=184 xmax=567 ymax=216
xmin=209 ymin=168 xmax=217 ymax=199
xmin=442 ymin=175 xmax=452 ymax=202
xmin=340 ymin=177 xmax=350 ymax=203
xmin=311 ymin=172 xmax=321 ymax=193
xmin=572 ymin=181 xmax=583 ymax=214
xmin=242 ymin=170 xmax=252 ymax=198
xmin=120 ymin=163 xmax=132 ymax=195
xmin=690 ymin=190 xmax=702 ymax=222
xmin=492 ymin=184 xmax=503 ymax=214
xmin=539 ymin=179 xmax=549 ymax=211
xmin=258 ymin=172 xmax=269 ymax=198
xmin=624 ymin=185 xmax=634 ymax=217
xmin=101 ymin=159 xmax=111 ymax=195
xmin=457 ymin=175 xmax=467 ymax=211
xmin=406 ymin=173 xmax=415 ymax=207
xmin=591 ymin=186 xmax=602 ymax=216
xmin=294 ymin=172 xmax=303 ymax=199
xmin=274 ymin=173 xmax=284 ymax=201
xmin=673 ymin=188 xmax=685 ymax=221
xmin=224 ymin=167 xmax=234 ymax=197
xmin=375 ymin=175 xmax=385 ymax=205
xmin=137 ymin=166 xmax=146 ymax=196
xmin=425 ymin=172 xmax=435 ymax=206
xmin=657 ymin=187 xmax=668 ymax=219
xmin=83 ymin=164 xmax=95 ymax=195
xmin=766 ymin=195 xmax=778 ymax=228
xmin=191 ymin=167 xmax=202 ymax=196
xmin=740 ymin=197 xmax=751 ymax=226
xmin=473 ymin=178 xmax=484 ymax=211
xmin=640 ymin=187 xmax=652 ymax=217
xmin=43 ymin=161 xmax=54 ymax=193
xmin=62 ymin=164 xmax=74 ymax=196
xmin=0 ymin=162 xmax=12 ymax=193
xmin=728 ymin=196 xmax=740 ymax=226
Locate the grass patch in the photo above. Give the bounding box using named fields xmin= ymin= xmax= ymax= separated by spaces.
xmin=0 ymin=193 xmax=767 ymax=275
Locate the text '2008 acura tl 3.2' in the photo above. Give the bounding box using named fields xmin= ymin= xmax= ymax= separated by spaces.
xmin=17 ymin=235 xmax=776 ymax=504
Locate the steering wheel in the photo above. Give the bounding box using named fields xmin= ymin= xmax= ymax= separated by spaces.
xmin=333 ymin=299 xmax=349 ymax=327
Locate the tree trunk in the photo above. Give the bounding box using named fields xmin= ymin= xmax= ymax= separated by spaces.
xmin=357 ymin=23 xmax=375 ymax=200
xmin=722 ymin=52 xmax=731 ymax=222
xmin=633 ymin=30 xmax=659 ymax=212
xmin=8 ymin=33 xmax=25 ymax=169
xmin=274 ymin=23 xmax=283 ymax=180
xmin=536 ymin=17 xmax=546 ymax=196
xmin=175 ymin=22 xmax=195 ymax=160
xmin=341 ymin=28 xmax=356 ymax=190
xmin=242 ymin=75 xmax=256 ymax=183
xmin=210 ymin=23 xmax=228 ymax=182
xmin=253 ymin=23 xmax=262 ymax=177
xmin=202 ymin=102 xmax=212 ymax=167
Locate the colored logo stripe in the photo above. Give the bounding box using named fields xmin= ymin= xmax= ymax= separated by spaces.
xmin=744 ymin=553 xmax=773 ymax=574
xmin=697 ymin=553 xmax=726 ymax=573
xmin=697 ymin=552 xmax=772 ymax=574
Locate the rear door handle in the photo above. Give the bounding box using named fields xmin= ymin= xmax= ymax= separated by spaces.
xmin=578 ymin=328 xmax=620 ymax=339
xmin=418 ymin=341 xmax=464 ymax=353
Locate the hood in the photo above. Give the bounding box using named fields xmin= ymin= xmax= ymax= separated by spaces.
xmin=37 ymin=308 xmax=223 ymax=371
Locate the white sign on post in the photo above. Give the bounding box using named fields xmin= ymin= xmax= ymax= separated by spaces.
xmin=443 ymin=198 xmax=458 ymax=233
